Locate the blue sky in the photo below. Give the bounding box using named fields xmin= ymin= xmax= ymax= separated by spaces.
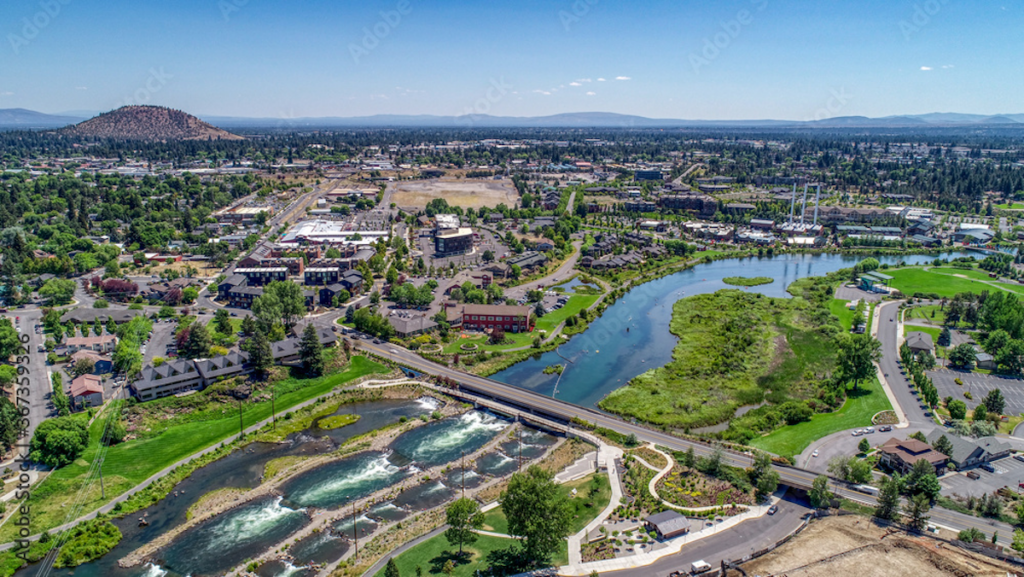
xmin=2 ymin=0 xmax=1022 ymax=119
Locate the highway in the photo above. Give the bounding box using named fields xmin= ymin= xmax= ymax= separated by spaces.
xmin=348 ymin=337 xmax=1016 ymax=538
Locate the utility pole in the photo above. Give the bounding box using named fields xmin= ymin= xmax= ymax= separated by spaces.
xmin=518 ymin=427 xmax=523 ymax=472
xmin=271 ymin=386 xmax=276 ymax=431
xmin=461 ymin=450 xmax=466 ymax=499
xmin=238 ymin=398 xmax=244 ymax=439
xmin=98 ymin=455 xmax=105 ymax=499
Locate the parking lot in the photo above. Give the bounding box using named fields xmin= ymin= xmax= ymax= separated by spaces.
xmin=940 ymin=456 xmax=1024 ymax=498
xmin=929 ymin=368 xmax=1024 ymax=415
xmin=146 ymin=319 xmax=180 ymax=364
xmin=415 ymin=229 xmax=507 ymax=269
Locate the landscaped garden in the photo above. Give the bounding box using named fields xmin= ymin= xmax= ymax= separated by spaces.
xmin=656 ymin=466 xmax=755 ymax=509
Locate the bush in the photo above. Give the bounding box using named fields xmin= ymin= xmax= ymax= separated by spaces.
xmin=93 ymin=299 xmax=109 ymax=309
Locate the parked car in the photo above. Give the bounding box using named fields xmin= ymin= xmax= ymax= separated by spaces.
xmin=1013 ymin=454 xmax=1024 ymax=463
xmin=967 ymin=471 xmax=981 ymax=480
xmin=767 ymin=505 xmax=778 ymax=515
xmin=980 ymin=462 xmax=996 ymax=473
xmin=879 ymin=425 xmax=892 ymax=432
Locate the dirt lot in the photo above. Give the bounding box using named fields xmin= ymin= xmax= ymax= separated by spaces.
xmin=741 ymin=516 xmax=1019 ymax=577
xmin=392 ymin=178 xmax=518 ymax=209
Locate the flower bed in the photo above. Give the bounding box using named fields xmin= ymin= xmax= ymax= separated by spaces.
xmin=655 ymin=466 xmax=754 ymax=509
xmin=872 ymin=410 xmax=898 ymax=425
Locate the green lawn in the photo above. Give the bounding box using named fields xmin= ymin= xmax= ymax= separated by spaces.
xmin=480 ymin=474 xmax=611 ymax=536
xmin=1 ymin=356 xmax=388 ymax=541
xmin=906 ymin=304 xmax=946 ymax=325
xmin=443 ymin=332 xmax=534 ymax=354
xmin=750 ymin=376 xmax=892 ymax=458
xmin=885 ymin=266 xmax=1024 ymax=298
xmin=535 ymin=294 xmax=601 ymax=334
xmin=829 ymin=299 xmax=856 ymax=332
xmin=375 ymin=533 xmax=568 ymax=577
xmin=885 ymin=267 xmax=992 ymax=298
xmin=996 ymin=202 xmax=1024 ymax=210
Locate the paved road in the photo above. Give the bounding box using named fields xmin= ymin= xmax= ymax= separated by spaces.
xmin=5 ymin=309 xmax=53 ymax=442
xmin=611 ymin=492 xmax=811 ymax=577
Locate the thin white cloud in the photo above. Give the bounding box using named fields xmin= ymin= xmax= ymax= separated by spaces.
xmin=615 ymin=76 xmax=631 ymax=80
xmin=597 ymin=78 xmax=606 ymax=82
xmin=75 ymin=86 xmax=88 ymax=91
xmin=0 ymin=91 xmax=12 ymax=96
xmin=586 ymin=91 xmax=596 ymax=96
xmin=533 ymin=89 xmax=552 ymax=96
xmin=569 ymin=82 xmax=582 ymax=87
xmin=920 ymin=66 xmax=932 ymax=71
xmin=575 ymin=78 xmax=592 ymax=83
xmin=942 ymin=64 xmax=955 ymax=69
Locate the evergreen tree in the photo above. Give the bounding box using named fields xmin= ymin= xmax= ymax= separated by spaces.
xmin=299 ymin=324 xmax=325 ymax=376
xmin=244 ymin=330 xmax=273 ymax=378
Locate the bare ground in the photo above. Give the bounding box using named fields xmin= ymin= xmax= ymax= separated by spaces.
xmin=741 ymin=515 xmax=1019 ymax=577
xmin=392 ymin=179 xmax=518 ymax=209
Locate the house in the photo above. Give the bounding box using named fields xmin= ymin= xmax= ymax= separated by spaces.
xmin=878 ymin=437 xmax=948 ymax=475
xmin=227 ymin=286 xmax=264 ymax=309
xmin=905 ymin=331 xmax=934 ymax=356
xmin=219 ymin=274 xmax=247 ymax=299
xmin=644 ymin=511 xmax=691 ymax=539
xmin=952 ymin=229 xmax=994 ymax=246
xmin=450 ymin=304 xmax=532 ymax=333
xmin=925 ymin=430 xmax=1011 ymax=470
xmin=65 ymin=335 xmax=118 ymax=354
xmin=69 ymin=374 xmax=104 ymax=410
xmin=388 ymin=313 xmax=439 ymax=337
xmin=133 ymin=358 xmax=203 ymax=401
xmin=507 ymin=251 xmax=547 ymax=270
xmin=195 ymin=350 xmax=251 ymax=386
xmin=69 ymin=350 xmax=113 ymax=374
xmin=320 ymin=283 xmax=350 ymax=307
xmin=535 ymin=238 xmax=555 ymax=251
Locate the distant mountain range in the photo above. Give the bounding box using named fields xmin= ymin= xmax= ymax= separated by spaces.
xmin=4 ymin=108 xmax=1024 ymax=130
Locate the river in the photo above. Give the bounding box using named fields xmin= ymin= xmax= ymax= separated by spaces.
xmin=491 ymin=251 xmax=967 ymax=408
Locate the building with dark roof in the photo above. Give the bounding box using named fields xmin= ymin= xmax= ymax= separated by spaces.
xmin=195 ymin=350 xmax=251 ymax=385
xmin=878 ymin=437 xmax=948 ymax=475
xmin=924 ymin=430 xmax=1010 ymax=470
xmin=133 ymin=358 xmax=203 ymax=401
xmin=645 ymin=511 xmax=691 ymax=539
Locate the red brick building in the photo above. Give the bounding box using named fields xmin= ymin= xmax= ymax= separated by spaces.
xmin=449 ymin=304 xmax=532 ymax=333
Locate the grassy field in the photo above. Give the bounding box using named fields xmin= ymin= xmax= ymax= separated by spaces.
xmin=374 ymin=533 xmax=568 ymax=577
xmin=829 ymin=299 xmax=856 ymax=332
xmin=480 ymin=473 xmax=611 ymax=536
xmin=750 ymin=376 xmax=892 ymax=458
xmin=906 ymin=304 xmax=946 ymax=325
xmin=0 ymin=356 xmax=388 ymax=542
xmin=996 ymin=203 xmax=1024 ymax=210
xmin=886 ymin=267 xmax=1024 ymax=298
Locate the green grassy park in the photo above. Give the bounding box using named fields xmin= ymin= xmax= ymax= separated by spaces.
xmin=885 ymin=266 xmax=1024 ymax=298
xmin=480 ymin=473 xmax=611 ymax=536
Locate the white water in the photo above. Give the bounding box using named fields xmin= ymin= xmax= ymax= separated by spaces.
xmin=277 ymin=561 xmax=306 ymax=577
xmin=415 ymin=397 xmax=441 ymax=411
xmin=370 ymin=502 xmax=405 ymax=514
xmin=291 ymin=455 xmax=402 ymax=505
xmin=334 ymin=514 xmax=373 ymax=533
xmin=207 ymin=496 xmax=305 ymax=549
xmin=495 ymin=452 xmax=513 ymax=463
xmin=141 ymin=563 xmax=169 ymax=577
xmin=407 ymin=412 xmax=506 ymax=459
xmin=424 ymin=481 xmax=447 ymax=494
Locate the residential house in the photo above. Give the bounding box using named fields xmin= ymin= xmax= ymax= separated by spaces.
xmin=70 ymin=350 xmax=113 ymax=374
xmin=69 ymin=374 xmax=104 ymax=410
xmin=65 ymin=335 xmax=118 ymax=354
xmin=905 ymin=331 xmax=934 ymax=356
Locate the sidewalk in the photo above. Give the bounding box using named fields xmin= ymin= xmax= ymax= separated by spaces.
xmin=566 ymin=444 xmax=623 ymax=565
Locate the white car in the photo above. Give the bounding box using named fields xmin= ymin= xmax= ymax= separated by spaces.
xmin=812 ymin=450 xmax=819 ymax=458
xmin=865 ymin=426 xmax=875 ymax=434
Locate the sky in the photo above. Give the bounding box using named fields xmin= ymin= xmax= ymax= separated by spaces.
xmin=1 ymin=0 xmax=1022 ymax=120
